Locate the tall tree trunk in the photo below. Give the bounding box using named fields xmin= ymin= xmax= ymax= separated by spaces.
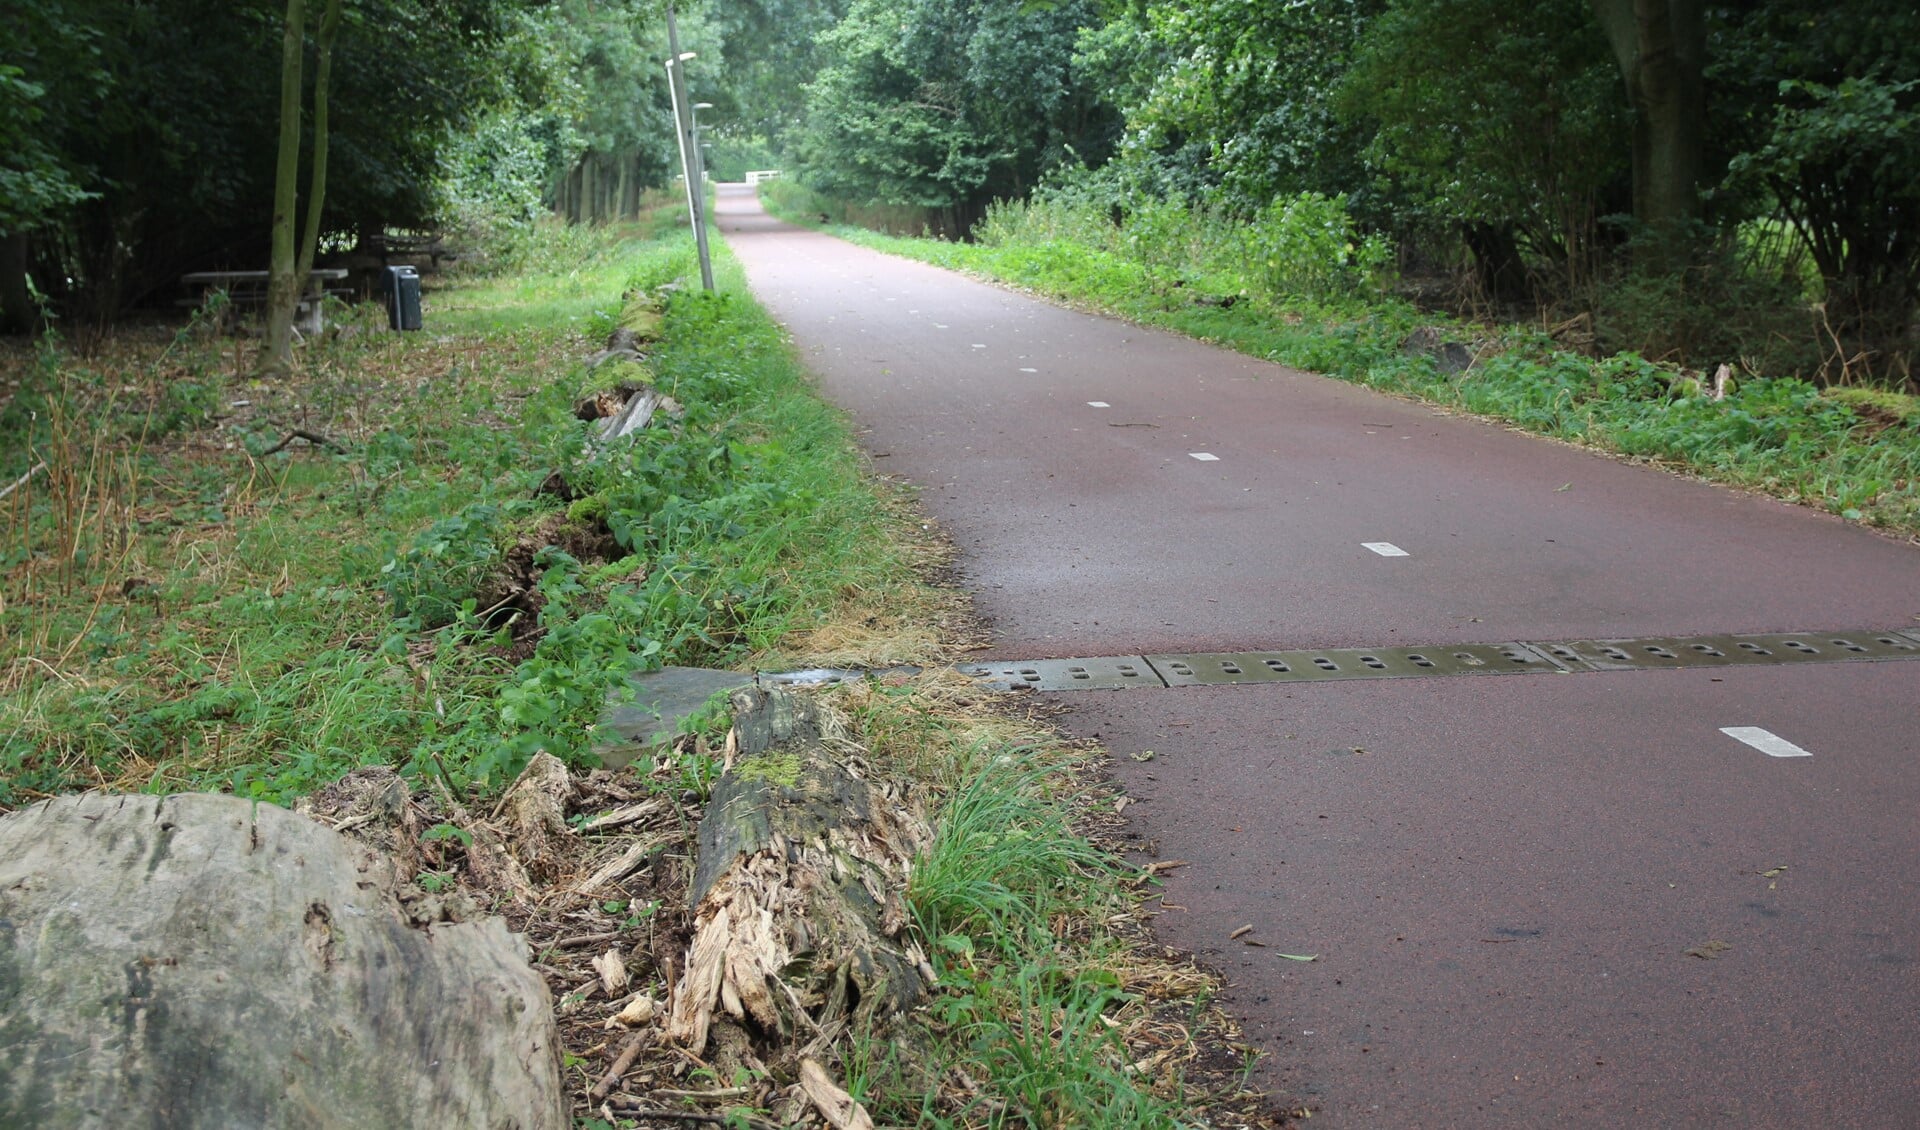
xmin=1591 ymin=0 xmax=1705 ymax=246
xmin=1462 ymin=222 xmax=1530 ymax=305
xmin=261 ymin=0 xmax=307 ymax=376
xmin=294 ymin=0 xmax=342 ymax=288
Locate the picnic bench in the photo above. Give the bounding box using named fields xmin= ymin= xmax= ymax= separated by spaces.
xmin=364 ymin=229 xmax=451 ymax=272
xmin=179 ymin=268 xmax=350 ymax=334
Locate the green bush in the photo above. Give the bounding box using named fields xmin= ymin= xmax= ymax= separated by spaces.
xmin=1247 ymin=191 xmax=1395 ymax=304
xmin=379 ymin=503 xmax=521 ymax=627
xmin=1592 ymin=228 xmax=1820 ymax=374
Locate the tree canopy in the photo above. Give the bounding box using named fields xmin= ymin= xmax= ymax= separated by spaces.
xmin=790 ymin=0 xmax=1117 ymax=226
xmin=0 ymin=0 xmax=837 ymax=328
xmin=4 ymin=0 xmax=1916 ymax=377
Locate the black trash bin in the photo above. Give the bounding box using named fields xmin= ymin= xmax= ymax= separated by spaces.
xmin=383 ymin=265 xmax=422 ymax=331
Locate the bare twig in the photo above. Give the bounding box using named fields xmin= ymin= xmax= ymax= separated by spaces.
xmin=799 ymin=1058 xmax=875 ymax=1130
xmin=610 ymin=1109 xmax=783 ymax=1130
xmin=588 ymin=1031 xmax=652 ymax=1103
xmin=427 ymin=591 xmax=522 ymax=636
xmin=261 ymin=428 xmax=346 ymax=455
xmin=553 ymin=930 xmax=620 ymax=951
xmin=0 ymin=461 xmax=46 ymax=504
xmin=331 ymin=811 xmax=381 ymax=834
xmin=578 ymin=798 xmax=670 ymax=834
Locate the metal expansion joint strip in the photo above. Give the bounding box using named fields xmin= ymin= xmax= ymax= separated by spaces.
xmin=959 ymin=629 xmax=1920 ymax=692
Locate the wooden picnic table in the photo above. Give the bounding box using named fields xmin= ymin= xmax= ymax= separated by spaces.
xmin=180 ymin=268 xmax=350 ymax=292
xmin=179 ymin=268 xmax=351 ymax=333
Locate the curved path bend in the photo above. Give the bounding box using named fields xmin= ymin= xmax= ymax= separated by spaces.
xmin=717 ymin=183 xmax=1920 ymax=1127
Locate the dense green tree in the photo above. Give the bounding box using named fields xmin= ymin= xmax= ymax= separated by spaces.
xmin=0 ymin=3 xmax=103 ymax=329
xmin=792 ymin=0 xmax=1116 ymax=223
xmin=703 ymin=0 xmax=848 ymax=154
xmin=1592 ymin=0 xmax=1708 ymax=241
xmin=1716 ymin=0 xmax=1920 ymax=370
xmin=264 ymin=0 xmax=343 ymax=374
xmin=540 ymin=0 xmax=680 ymax=225
xmin=1337 ymin=0 xmax=1629 ymax=298
xmin=0 ymin=67 xmax=90 ymax=330
xmin=0 ymin=69 xmax=88 ymax=245
xmin=1 ymin=0 xmax=523 ymax=324
xmin=1083 ymin=0 xmax=1379 ymax=213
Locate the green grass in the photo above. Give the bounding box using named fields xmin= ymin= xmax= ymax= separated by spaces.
xmin=901 ymin=765 xmax=1194 ymax=1129
xmin=762 ymin=181 xmax=1920 ymax=538
xmin=831 ymin=678 xmax=1209 ymax=1129
xmin=909 ymin=756 xmax=1119 ymax=942
xmin=0 ymin=210 xmax=933 ymax=805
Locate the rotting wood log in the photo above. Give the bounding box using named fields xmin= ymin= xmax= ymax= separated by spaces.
xmin=500 ymin=750 xmax=573 ymax=882
xmin=665 ymin=686 xmax=931 ymax=1061
xmin=605 ymin=326 xmax=641 ymax=356
xmin=598 ymin=385 xmax=666 ymax=441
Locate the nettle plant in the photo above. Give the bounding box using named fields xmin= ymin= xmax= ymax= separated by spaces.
xmin=1248 ymin=192 xmax=1395 ymax=305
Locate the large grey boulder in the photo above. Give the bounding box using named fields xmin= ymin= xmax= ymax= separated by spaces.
xmin=0 ymin=792 xmax=566 ymax=1129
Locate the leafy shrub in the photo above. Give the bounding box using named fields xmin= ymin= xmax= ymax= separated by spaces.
xmin=486 ymin=548 xmax=662 ymax=780
xmin=1592 ymin=227 xmax=1819 ymax=374
xmin=1119 ymin=195 xmax=1193 ymax=278
xmin=1247 ymin=192 xmax=1394 ymax=304
xmin=380 ymin=503 xmax=520 ymax=626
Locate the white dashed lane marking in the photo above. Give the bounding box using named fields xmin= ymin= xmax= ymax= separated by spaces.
xmin=1087 ymin=401 xmax=1110 ymax=408
xmin=1189 ymin=452 xmax=1220 ymax=462
xmin=1721 ymin=727 xmax=1813 ymax=758
xmin=1362 ymin=542 xmax=1410 ymax=557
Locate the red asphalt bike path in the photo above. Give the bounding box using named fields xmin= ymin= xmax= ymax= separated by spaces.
xmin=716 ymin=184 xmax=1920 ymax=1127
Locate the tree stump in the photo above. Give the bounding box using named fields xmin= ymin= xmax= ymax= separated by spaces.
xmin=666 ymin=687 xmax=931 ymax=1059
xmin=0 ymin=792 xmax=566 ymax=1129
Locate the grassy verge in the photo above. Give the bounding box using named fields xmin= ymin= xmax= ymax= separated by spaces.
xmin=0 ymin=206 xmax=1285 ymax=1126
xmin=832 ymin=675 xmax=1273 ymax=1128
xmin=0 ymin=209 xmax=940 ymax=803
xmin=761 ymin=180 xmax=1920 ymax=540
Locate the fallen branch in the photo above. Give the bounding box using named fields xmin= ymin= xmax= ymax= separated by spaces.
xmin=552 ymin=931 xmax=620 ymax=951
xmin=588 ymin=1031 xmax=653 ymax=1103
xmin=0 ymin=461 xmax=46 ymax=503
xmin=573 ymin=838 xmax=662 ymax=896
xmin=261 ymin=428 xmax=346 ymax=455
xmin=579 ymin=798 xmax=670 ymax=834
xmin=648 ymin=1087 xmax=752 ymax=1101
xmin=610 ymin=1108 xmax=782 ymax=1130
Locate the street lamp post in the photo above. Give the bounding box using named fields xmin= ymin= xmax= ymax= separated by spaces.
xmin=664 ymin=9 xmax=715 ymax=292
